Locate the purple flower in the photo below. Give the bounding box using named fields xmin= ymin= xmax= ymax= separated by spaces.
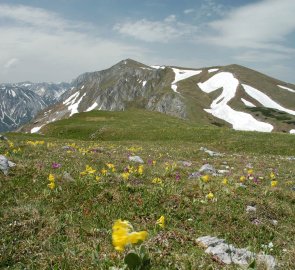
xmin=52 ymin=162 xmax=61 ymax=169
xmin=175 ymin=172 xmax=181 ymax=181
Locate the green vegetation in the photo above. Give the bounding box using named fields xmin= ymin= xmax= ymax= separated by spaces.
xmin=1 ymin=110 xmax=295 ymax=269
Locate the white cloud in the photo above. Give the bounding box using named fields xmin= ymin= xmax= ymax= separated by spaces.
xmin=114 ymin=15 xmax=198 ymax=43
xmin=184 ymin=9 xmax=194 ymax=14
xmin=0 ymin=4 xmax=147 ymax=82
xmin=4 ymin=58 xmax=19 ymax=69
xmin=204 ymin=0 xmax=295 ymax=53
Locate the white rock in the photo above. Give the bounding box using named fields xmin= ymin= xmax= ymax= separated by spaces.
xmin=246 ymin=205 xmax=257 ymax=213
xmin=128 ymin=156 xmax=144 ymax=163
xmin=0 ymin=155 xmax=16 ymax=175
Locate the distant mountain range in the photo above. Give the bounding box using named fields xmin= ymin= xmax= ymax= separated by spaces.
xmin=0 ymin=82 xmax=70 ymax=132
xmin=2 ymin=59 xmax=295 ymax=134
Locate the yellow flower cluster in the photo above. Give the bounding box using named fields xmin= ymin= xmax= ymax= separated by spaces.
xmin=270 ymin=172 xmax=278 ymax=187
xmin=80 ymin=165 xmax=96 ymax=176
xmin=201 ymin=175 xmax=210 ymax=183
xmin=48 ymin=174 xmax=55 ymax=189
xmin=112 ymin=219 xmax=148 ymax=251
xmin=152 ymin=177 xmax=163 ymax=185
xmin=156 ymin=215 xmax=165 ymax=228
xmin=26 ymin=140 xmax=45 ymax=146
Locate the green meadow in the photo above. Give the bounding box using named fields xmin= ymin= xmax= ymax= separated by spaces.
xmin=1 ymin=110 xmax=295 ymax=269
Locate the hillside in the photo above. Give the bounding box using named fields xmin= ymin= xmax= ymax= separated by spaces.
xmin=23 ymin=59 xmax=295 ymax=135
xmin=1 ymin=117 xmax=295 ymax=269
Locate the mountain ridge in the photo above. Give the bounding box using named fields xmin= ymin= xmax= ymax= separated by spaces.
xmin=5 ymin=59 xmax=295 ymax=134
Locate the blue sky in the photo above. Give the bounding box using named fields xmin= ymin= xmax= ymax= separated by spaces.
xmin=0 ymin=0 xmax=295 ymax=83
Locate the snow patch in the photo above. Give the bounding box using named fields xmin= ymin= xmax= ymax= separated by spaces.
xmin=290 ymin=129 xmax=295 ymax=134
xmin=241 ymin=98 xmax=256 ymax=107
xmin=81 ymin=85 xmax=84 ymax=89
xmin=242 ymin=84 xmax=295 ymax=115
xmin=142 ymin=81 xmax=147 ymax=87
xmin=86 ymin=102 xmax=98 ymax=112
xmin=197 ymin=72 xmax=273 ymax=132
xmin=31 ymin=126 xmax=44 ymax=133
xmin=171 ymin=68 xmax=202 ymax=93
xmin=11 ymin=90 xmax=16 ymax=97
xmin=68 ymin=93 xmax=86 ymax=116
xmin=151 ymin=65 xmax=165 ymax=69
xmin=278 ymin=85 xmax=295 ymax=93
xmin=208 ymin=68 xmax=219 ymax=73
xmin=63 ymin=92 xmax=79 ymax=105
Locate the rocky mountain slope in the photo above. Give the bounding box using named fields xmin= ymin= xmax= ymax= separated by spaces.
xmin=21 ymin=59 xmax=295 ymax=134
xmin=0 ymin=82 xmax=70 ymax=132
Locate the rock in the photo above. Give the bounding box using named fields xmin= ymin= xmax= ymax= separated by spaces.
xmin=197 ymin=235 xmax=277 ymax=269
xmin=199 ymin=164 xmax=217 ymax=175
xmin=200 ymin=147 xmax=223 ymax=157
xmin=0 ymin=134 xmax=8 ymax=141
xmin=217 ymin=169 xmax=229 ymax=174
xmin=257 ymin=254 xmax=277 ymax=270
xmin=62 ymin=171 xmax=75 ymax=182
xmin=270 ymin=220 xmax=278 ymax=226
xmin=128 ymin=155 xmax=144 ymax=163
xmin=0 ymin=155 xmax=16 ymax=175
xmin=188 ymin=172 xmax=201 ymax=179
xmin=246 ymin=205 xmax=257 ymax=213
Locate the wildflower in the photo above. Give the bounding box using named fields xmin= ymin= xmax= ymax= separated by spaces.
xmin=206 ymin=192 xmax=214 ymax=200
xmin=271 ymin=180 xmax=278 ymax=187
xmin=101 ymin=168 xmax=108 ymax=176
xmin=96 ymin=176 xmax=101 ymax=181
xmin=247 ymin=169 xmax=253 ymax=175
xmin=152 ymin=177 xmax=163 ymax=185
xmin=48 ymin=174 xmax=55 ymax=182
xmin=106 ymin=163 xmax=116 ymax=172
xmin=112 ymin=219 xmax=148 ymax=252
xmin=270 ymin=172 xmax=276 ymax=180
xmin=222 ymin=178 xmax=228 ymax=185
xmin=156 ymin=215 xmax=165 ymax=228
xmin=137 ymin=165 xmax=144 ymax=175
xmin=121 ymin=172 xmax=130 ymax=181
xmin=240 ymin=176 xmax=246 ymax=182
xmin=201 ymin=175 xmax=210 ymax=183
xmin=52 ymin=162 xmax=61 ymax=169
xmin=48 ymin=181 xmax=55 ymax=189
xmin=175 ymin=172 xmax=180 ymax=181
xmin=85 ymin=165 xmax=96 ymax=174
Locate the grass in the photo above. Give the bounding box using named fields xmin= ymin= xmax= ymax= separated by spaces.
xmin=1 ymin=110 xmax=295 ymax=269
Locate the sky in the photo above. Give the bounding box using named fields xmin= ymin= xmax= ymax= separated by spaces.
xmin=0 ymin=0 xmax=295 ymax=83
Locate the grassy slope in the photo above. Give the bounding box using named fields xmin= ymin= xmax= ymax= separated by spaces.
xmin=1 ymin=110 xmax=295 ymax=269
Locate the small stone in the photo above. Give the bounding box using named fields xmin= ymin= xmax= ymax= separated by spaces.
xmin=188 ymin=172 xmax=201 ymax=179
xmin=128 ymin=155 xmax=144 ymax=163
xmin=182 ymin=161 xmax=192 ymax=167
xmin=0 ymin=135 xmax=8 ymax=141
xmin=200 ymin=147 xmax=223 ymax=157
xmin=62 ymin=171 xmax=75 ymax=182
xmin=246 ymin=205 xmax=257 ymax=213
xmin=257 ymin=254 xmax=277 ymax=270
xmin=0 ymin=155 xmax=16 ymax=175
xmin=270 ymin=220 xmax=278 ymax=226
xmin=199 ymin=164 xmax=216 ymax=175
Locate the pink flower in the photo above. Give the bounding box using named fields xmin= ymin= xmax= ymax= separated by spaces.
xmin=52 ymin=162 xmax=61 ymax=169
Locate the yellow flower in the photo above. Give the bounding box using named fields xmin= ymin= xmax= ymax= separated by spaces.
xmin=152 ymin=177 xmax=163 ymax=185
xmin=137 ymin=165 xmax=144 ymax=175
xmin=96 ymin=176 xmax=101 ymax=181
xmin=48 ymin=174 xmax=55 ymax=182
xmin=201 ymin=175 xmax=210 ymax=183
xmin=247 ymin=169 xmax=253 ymax=175
xmin=156 ymin=215 xmax=165 ymax=228
xmin=206 ymin=192 xmax=214 ymax=200
xmin=152 ymin=160 xmax=156 ymax=166
xmin=270 ymin=172 xmax=276 ymax=180
xmin=121 ymin=172 xmax=130 ymax=181
xmin=85 ymin=165 xmax=96 ymax=174
xmin=222 ymin=178 xmax=228 ymax=185
xmin=106 ymin=163 xmax=115 ymax=170
xmin=101 ymin=168 xmax=108 ymax=176
xmin=112 ymin=219 xmax=148 ymax=252
xmin=240 ymin=176 xmax=246 ymax=182
xmin=48 ymin=182 xmax=55 ymax=189
xmin=271 ymin=180 xmax=278 ymax=187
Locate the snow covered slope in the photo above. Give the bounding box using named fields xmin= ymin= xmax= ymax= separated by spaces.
xmin=18 ymin=59 xmax=295 ymax=134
